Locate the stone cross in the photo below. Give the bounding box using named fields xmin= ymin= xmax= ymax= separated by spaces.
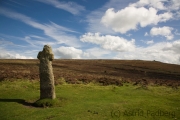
xmin=37 ymin=45 xmax=56 ymax=99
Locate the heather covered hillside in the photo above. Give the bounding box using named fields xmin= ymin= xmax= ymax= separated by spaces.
xmin=0 ymin=59 xmax=180 ymax=87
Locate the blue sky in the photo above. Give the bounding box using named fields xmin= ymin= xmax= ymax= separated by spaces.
xmin=0 ymin=0 xmax=180 ymax=64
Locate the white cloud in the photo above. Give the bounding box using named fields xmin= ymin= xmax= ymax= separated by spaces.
xmin=150 ymin=26 xmax=174 ymax=40
xmin=101 ymin=7 xmax=172 ymax=33
xmin=168 ymin=0 xmax=180 ymax=10
xmin=85 ymin=0 xmax=135 ymax=34
xmin=114 ymin=40 xmax=180 ymax=64
xmin=43 ymin=22 xmax=81 ymax=47
xmin=0 ymin=39 xmax=13 ymax=46
xmin=0 ymin=48 xmax=33 ymax=59
xmin=24 ymin=35 xmax=55 ymax=47
xmin=80 ymin=32 xmax=135 ymax=52
xmin=55 ymin=46 xmax=83 ymax=59
xmin=163 ymin=40 xmax=180 ymax=53
xmin=144 ymin=32 xmax=149 ymax=36
xmin=126 ymin=34 xmax=132 ymax=37
xmin=85 ymin=9 xmax=115 ymax=34
xmin=130 ymin=0 xmax=167 ymax=10
xmin=36 ymin=0 xmax=85 ymax=15
xmin=175 ymin=11 xmax=180 ymax=19
xmin=84 ymin=47 xmax=111 ymax=59
xmin=0 ymin=34 xmax=54 ymax=58
xmin=175 ymin=29 xmax=180 ymax=35
xmin=54 ymin=46 xmax=112 ymax=59
xmin=14 ymin=54 xmax=33 ymax=59
xmin=130 ymin=0 xmax=180 ymax=11
xmin=1 ymin=0 xmax=180 ymax=65
xmin=0 ymin=50 xmax=14 ymax=59
xmin=141 ymin=39 xmax=154 ymax=45
xmin=85 ymin=0 xmax=179 ymax=35
xmin=129 ymin=0 xmax=180 ymax=22
xmin=0 ymin=8 xmax=81 ymax=47
xmin=147 ymin=40 xmax=154 ymax=44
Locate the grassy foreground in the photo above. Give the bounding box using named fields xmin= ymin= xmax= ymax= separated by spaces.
xmin=0 ymin=80 xmax=179 ymax=120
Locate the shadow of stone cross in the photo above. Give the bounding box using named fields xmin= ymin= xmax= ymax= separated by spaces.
xmin=0 ymin=99 xmax=33 ymax=107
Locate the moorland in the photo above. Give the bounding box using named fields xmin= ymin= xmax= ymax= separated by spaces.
xmin=0 ymin=59 xmax=180 ymax=87
xmin=0 ymin=59 xmax=180 ymax=120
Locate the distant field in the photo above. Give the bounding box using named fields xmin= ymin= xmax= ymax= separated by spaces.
xmin=0 ymin=59 xmax=180 ymax=87
xmin=0 ymin=80 xmax=179 ymax=120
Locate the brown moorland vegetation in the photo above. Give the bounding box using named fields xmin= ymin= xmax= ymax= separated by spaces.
xmin=0 ymin=59 xmax=180 ymax=88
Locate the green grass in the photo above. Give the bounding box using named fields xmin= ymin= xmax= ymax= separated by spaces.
xmin=0 ymin=80 xmax=179 ymax=120
xmin=34 ymin=98 xmax=62 ymax=108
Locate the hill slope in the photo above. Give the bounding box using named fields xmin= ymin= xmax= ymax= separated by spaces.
xmin=0 ymin=59 xmax=180 ymax=87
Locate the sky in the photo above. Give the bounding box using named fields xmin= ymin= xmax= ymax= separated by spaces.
xmin=0 ymin=0 xmax=180 ymax=64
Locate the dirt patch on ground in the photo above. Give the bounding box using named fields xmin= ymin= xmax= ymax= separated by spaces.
xmin=0 ymin=59 xmax=180 ymax=87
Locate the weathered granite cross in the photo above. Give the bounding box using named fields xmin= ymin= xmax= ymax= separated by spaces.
xmin=37 ymin=45 xmax=56 ymax=99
